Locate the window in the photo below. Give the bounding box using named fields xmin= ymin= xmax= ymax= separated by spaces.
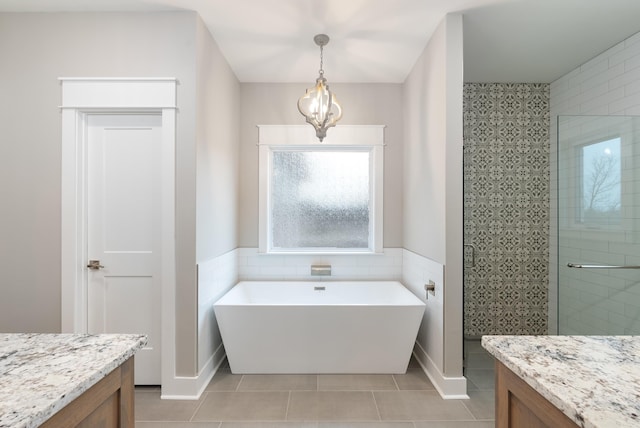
xmin=258 ymin=125 xmax=384 ymax=254
xmin=578 ymin=137 xmax=621 ymax=226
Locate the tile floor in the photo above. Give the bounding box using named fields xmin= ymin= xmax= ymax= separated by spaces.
xmin=135 ymin=342 xmax=494 ymax=427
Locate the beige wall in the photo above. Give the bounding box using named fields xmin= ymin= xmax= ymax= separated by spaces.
xmin=196 ymin=18 xmax=240 ymax=261
xmin=0 ymin=12 xmax=200 ymax=375
xmin=238 ymin=83 xmax=404 ymax=248
xmin=195 ymin=17 xmax=240 ymax=371
xmin=403 ymin=14 xmax=464 ymax=378
xmin=0 ymin=10 xmax=466 ymax=385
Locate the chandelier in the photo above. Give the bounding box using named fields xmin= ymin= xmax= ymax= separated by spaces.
xmin=297 ymin=34 xmax=343 ymax=142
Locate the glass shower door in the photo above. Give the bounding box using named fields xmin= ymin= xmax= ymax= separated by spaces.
xmin=557 ymin=115 xmax=640 ymax=334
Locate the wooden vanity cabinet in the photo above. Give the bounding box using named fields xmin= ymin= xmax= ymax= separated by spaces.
xmin=495 ymin=360 xmax=578 ymax=428
xmin=40 ymin=356 xmax=134 ymax=428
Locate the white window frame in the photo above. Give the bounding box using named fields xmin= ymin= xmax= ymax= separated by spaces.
xmin=258 ymin=125 xmax=385 ymax=254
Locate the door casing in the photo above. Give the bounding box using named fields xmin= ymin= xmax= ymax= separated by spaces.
xmin=60 ymin=78 xmax=176 ymax=391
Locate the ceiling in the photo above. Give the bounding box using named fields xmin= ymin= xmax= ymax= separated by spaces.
xmin=1 ymin=0 xmax=640 ymax=83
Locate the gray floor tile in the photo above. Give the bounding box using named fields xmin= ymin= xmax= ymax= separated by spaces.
xmin=393 ymin=368 xmax=435 ymax=390
xmin=135 ymin=390 xmax=203 ymax=422
xmin=220 ymin=423 xmax=317 ymax=428
xmin=318 ymin=423 xmax=413 ymax=428
xmin=465 ymin=378 xmax=479 ymax=392
xmin=318 ymin=374 xmax=397 ymax=391
xmin=373 ymin=390 xmax=474 ymax=421
xmin=465 ymin=369 xmax=495 ymax=390
xmin=464 ymin=340 xmax=485 ymax=354
xmin=136 ymin=359 xmax=493 ymax=426
xmin=413 ymin=422 xmax=494 ymax=428
xmin=461 ymin=389 xmax=495 ymax=420
xmin=192 ymin=391 xmax=290 ymax=421
xmin=239 ymin=374 xmax=317 ymax=391
xmin=465 ymin=351 xmax=495 ymax=369
xmin=287 ymin=391 xmax=380 ymax=421
xmin=206 ymin=369 xmax=243 ymax=391
xmin=136 ymin=423 xmax=221 ymax=428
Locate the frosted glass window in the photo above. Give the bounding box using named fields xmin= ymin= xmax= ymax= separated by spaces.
xmin=258 ymin=125 xmax=384 ymax=254
xmin=271 ymin=151 xmax=370 ymax=249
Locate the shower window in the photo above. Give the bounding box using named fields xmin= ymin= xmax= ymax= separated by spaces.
xmin=258 ymin=125 xmax=384 ymax=254
xmin=577 ymin=137 xmax=621 ymax=226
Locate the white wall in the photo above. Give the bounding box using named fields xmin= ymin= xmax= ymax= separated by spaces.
xmin=402 ymin=13 xmax=465 ymax=395
xmin=0 ymin=11 xmax=217 ymax=381
xmin=238 ymin=83 xmax=404 ymax=249
xmin=550 ymin=30 xmax=640 ymax=335
xmin=195 ymin=16 xmax=240 ymax=377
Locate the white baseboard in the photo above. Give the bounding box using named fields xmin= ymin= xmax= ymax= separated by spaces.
xmin=413 ymin=342 xmax=469 ymax=399
xmin=161 ymin=344 xmax=226 ymax=400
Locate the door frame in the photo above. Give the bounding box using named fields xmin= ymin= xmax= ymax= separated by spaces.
xmin=60 ymin=78 xmax=176 ymax=388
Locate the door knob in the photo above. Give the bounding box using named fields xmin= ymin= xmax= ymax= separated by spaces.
xmin=87 ymin=260 xmax=104 ymax=270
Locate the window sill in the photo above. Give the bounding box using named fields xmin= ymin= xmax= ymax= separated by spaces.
xmin=260 ymin=250 xmax=384 ymax=256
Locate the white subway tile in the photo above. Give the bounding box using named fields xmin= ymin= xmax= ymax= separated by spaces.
xmin=580 ymin=103 xmax=610 ymax=115
xmin=625 ymin=51 xmax=640 ymax=72
xmin=331 ymin=265 xmax=369 ymax=277
xmin=369 ymin=266 xmax=402 ymax=278
xmin=580 ymin=54 xmax=609 ymax=73
xmin=610 ymin=38 xmax=640 ymax=66
xmin=550 ymin=75 xmax=569 ymax=93
xmin=625 ymin=31 xmax=640 ymax=47
xmin=238 ymin=265 xmax=259 ymax=278
xmin=624 ymin=104 xmax=640 ymax=115
xmin=609 ymin=90 xmax=640 ymax=112
xmin=280 ymin=255 xmax=311 ymax=267
xmin=624 ymin=303 xmax=640 ymax=319
xmin=564 ymin=67 xmax=583 ymax=88
xmin=609 ymin=66 xmax=640 ymax=90
xmin=579 ymin=249 xmax=625 ymax=267
xmin=246 ymin=254 xmax=287 ymax=267
xmin=580 ymin=73 xmax=614 ymax=96
xmin=569 ymin=57 xmax=608 ymax=87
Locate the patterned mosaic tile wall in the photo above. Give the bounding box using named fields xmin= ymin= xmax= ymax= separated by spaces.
xmin=463 ymin=83 xmax=550 ymax=337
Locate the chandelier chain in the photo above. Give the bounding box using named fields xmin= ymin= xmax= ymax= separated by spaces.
xmin=319 ymin=44 xmax=324 ymax=76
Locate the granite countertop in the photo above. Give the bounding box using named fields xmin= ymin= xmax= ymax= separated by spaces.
xmin=0 ymin=333 xmax=147 ymax=428
xmin=482 ymin=335 xmax=640 ymax=428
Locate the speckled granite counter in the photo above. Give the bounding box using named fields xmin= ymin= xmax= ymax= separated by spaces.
xmin=0 ymin=333 xmax=146 ymax=428
xmin=482 ymin=335 xmax=640 ymax=428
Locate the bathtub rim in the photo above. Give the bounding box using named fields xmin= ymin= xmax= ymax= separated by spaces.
xmin=214 ymin=280 xmax=426 ymax=307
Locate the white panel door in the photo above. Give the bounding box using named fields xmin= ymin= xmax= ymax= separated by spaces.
xmin=87 ymin=114 xmax=161 ymax=385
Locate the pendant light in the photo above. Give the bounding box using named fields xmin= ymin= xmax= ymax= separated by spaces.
xmin=297 ymin=34 xmax=343 ymax=142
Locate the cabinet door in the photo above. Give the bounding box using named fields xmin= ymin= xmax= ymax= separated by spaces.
xmin=495 ymin=361 xmax=578 ymax=428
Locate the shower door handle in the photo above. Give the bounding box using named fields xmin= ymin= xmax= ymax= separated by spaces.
xmin=567 ymin=263 xmax=640 ymax=269
xmin=464 ymin=244 xmax=476 ymax=268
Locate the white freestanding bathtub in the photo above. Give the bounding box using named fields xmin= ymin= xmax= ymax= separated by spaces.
xmin=213 ymin=281 xmax=426 ymax=374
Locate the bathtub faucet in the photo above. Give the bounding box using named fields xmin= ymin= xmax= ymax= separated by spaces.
xmin=310 ymin=265 xmax=331 ymax=276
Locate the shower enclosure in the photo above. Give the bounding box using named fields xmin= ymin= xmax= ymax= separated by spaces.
xmin=557 ymin=115 xmax=640 ymax=334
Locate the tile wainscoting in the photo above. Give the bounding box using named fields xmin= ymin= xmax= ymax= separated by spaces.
xmin=196 ymin=249 xmax=240 ymax=398
xmin=237 ymin=248 xmax=403 ymax=281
